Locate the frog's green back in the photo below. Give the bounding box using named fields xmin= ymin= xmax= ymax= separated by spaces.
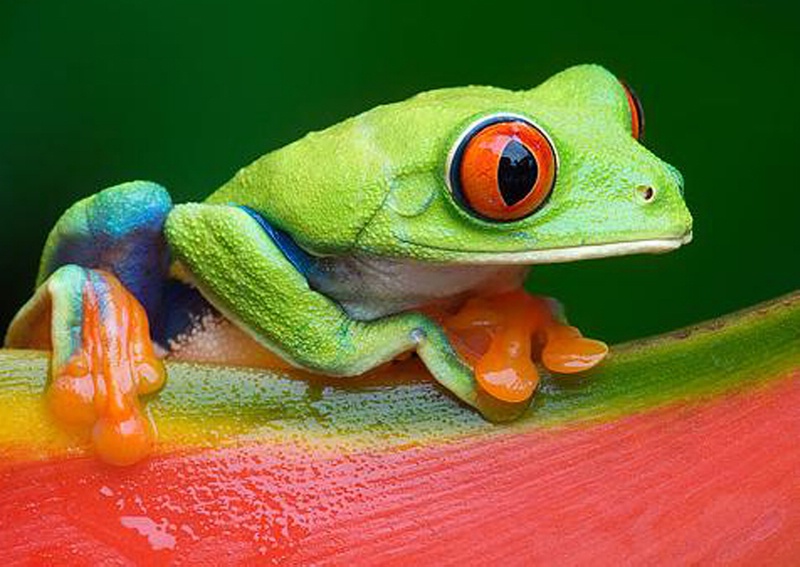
xmin=207 ymin=64 xmax=692 ymax=260
xmin=206 ymin=84 xmax=513 ymax=254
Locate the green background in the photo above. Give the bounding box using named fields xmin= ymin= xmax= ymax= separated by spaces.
xmin=0 ymin=0 xmax=797 ymax=343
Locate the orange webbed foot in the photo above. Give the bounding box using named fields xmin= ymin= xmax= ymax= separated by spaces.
xmin=9 ymin=266 xmax=166 ymax=465
xmin=54 ymin=270 xmax=166 ymax=465
xmin=442 ymin=290 xmax=608 ymax=404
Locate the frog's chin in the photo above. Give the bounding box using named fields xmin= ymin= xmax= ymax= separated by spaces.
xmin=403 ymin=232 xmax=693 ymax=265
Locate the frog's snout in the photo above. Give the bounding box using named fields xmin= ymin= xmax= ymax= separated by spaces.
xmin=629 ymin=159 xmax=693 ymax=244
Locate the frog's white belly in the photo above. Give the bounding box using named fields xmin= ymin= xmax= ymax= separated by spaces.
xmin=307 ymin=255 xmax=528 ymax=320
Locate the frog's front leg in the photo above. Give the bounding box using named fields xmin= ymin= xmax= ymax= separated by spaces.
xmin=5 ymin=182 xmax=171 ymax=464
xmin=165 ymin=204 xmax=526 ymax=422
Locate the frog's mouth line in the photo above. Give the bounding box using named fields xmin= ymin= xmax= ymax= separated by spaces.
xmin=398 ymin=232 xmax=693 ymax=265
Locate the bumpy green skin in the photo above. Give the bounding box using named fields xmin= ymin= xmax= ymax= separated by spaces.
xmin=205 ymin=65 xmax=691 ymax=259
xmin=8 ymin=65 xmax=693 ymax=422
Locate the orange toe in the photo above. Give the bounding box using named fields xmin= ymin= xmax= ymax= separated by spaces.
xmin=542 ymin=335 xmax=608 ymax=374
xmin=475 ymin=358 xmax=540 ymax=403
xmin=92 ymin=411 xmax=154 ymax=467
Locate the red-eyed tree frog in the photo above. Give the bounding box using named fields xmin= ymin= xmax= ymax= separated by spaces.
xmin=5 ymin=65 xmax=693 ymax=464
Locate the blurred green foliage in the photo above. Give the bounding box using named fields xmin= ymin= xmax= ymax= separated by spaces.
xmin=1 ymin=0 xmax=798 ymax=343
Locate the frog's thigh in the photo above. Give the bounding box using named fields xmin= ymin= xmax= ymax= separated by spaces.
xmin=37 ymin=180 xmax=172 ymax=320
xmin=7 ymin=180 xmax=173 ymax=350
xmin=164 ymin=204 xmax=483 ymax=406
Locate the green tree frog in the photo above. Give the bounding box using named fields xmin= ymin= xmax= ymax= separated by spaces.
xmin=4 ymin=65 xmax=693 ymax=464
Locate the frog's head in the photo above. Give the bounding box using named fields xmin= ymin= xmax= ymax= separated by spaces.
xmin=214 ymin=64 xmax=692 ymax=263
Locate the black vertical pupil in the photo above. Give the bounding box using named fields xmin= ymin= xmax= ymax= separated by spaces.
xmin=498 ymin=138 xmax=538 ymax=206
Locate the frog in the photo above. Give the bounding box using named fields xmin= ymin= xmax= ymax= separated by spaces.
xmin=4 ymin=64 xmax=693 ymax=465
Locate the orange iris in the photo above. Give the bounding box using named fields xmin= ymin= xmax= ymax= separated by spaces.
xmin=450 ymin=118 xmax=556 ymax=222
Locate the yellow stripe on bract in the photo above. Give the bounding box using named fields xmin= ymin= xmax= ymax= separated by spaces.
xmin=0 ymin=392 xmax=88 ymax=459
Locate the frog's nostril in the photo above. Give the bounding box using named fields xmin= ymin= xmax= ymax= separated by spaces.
xmin=636 ymin=185 xmax=657 ymax=203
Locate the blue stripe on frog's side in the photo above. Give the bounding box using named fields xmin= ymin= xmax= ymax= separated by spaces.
xmin=237 ymin=205 xmax=318 ymax=278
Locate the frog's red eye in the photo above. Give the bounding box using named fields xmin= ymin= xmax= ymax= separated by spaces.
xmin=448 ymin=116 xmax=557 ymax=222
xmin=621 ymin=81 xmax=645 ymax=141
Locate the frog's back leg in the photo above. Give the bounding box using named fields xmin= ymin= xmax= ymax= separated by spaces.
xmin=36 ymin=180 xmax=172 ymax=321
xmin=5 ymin=181 xmax=173 ymax=465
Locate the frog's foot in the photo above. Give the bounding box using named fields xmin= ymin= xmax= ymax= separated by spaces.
xmin=5 ymin=265 xmax=166 ymax=465
xmin=442 ymin=290 xmax=608 ymax=403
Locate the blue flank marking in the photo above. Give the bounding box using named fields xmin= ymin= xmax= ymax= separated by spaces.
xmin=237 ymin=205 xmax=316 ymax=277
